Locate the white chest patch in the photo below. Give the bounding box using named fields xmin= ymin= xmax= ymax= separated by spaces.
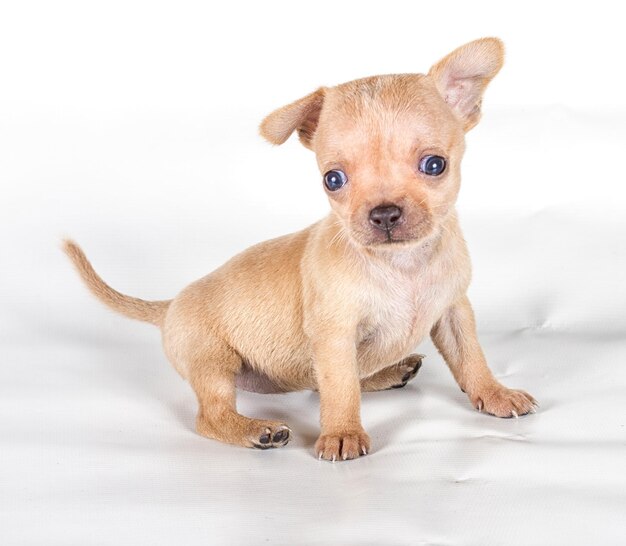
xmin=355 ymin=245 xmax=467 ymax=373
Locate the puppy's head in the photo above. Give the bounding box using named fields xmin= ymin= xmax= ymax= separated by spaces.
xmin=260 ymin=38 xmax=504 ymax=248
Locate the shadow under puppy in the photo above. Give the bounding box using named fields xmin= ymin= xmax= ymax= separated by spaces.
xmin=65 ymin=37 xmax=537 ymax=462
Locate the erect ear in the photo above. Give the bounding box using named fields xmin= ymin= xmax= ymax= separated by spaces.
xmin=259 ymin=87 xmax=326 ymax=149
xmin=428 ymin=38 xmax=504 ymax=132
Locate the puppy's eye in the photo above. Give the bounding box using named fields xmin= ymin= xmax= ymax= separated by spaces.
xmin=419 ymin=155 xmax=447 ymax=176
xmin=324 ymin=170 xmax=347 ymax=191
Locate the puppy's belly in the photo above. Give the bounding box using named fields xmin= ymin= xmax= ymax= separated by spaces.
xmin=235 ymin=365 xmax=293 ymax=394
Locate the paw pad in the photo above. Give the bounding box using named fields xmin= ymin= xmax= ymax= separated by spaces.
xmin=252 ymin=426 xmax=291 ymax=450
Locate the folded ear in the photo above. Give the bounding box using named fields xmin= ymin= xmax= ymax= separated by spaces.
xmin=259 ymin=87 xmax=326 ymax=149
xmin=428 ymin=38 xmax=504 ymax=131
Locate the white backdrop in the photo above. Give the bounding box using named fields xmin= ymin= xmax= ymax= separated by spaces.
xmin=1 ymin=1 xmax=625 ymax=545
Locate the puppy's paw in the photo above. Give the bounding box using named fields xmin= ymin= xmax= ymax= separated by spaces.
xmin=471 ymin=384 xmax=538 ymax=418
xmin=390 ymin=353 xmax=424 ymax=389
xmin=361 ymin=354 xmax=424 ymax=392
xmin=248 ymin=422 xmax=291 ymax=449
xmin=315 ymin=430 xmax=371 ymax=462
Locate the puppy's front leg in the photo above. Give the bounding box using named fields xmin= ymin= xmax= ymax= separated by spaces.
xmin=431 ymin=296 xmax=537 ymax=417
xmin=312 ymin=335 xmax=370 ymax=461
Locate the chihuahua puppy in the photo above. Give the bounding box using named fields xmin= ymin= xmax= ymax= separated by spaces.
xmin=65 ymin=38 xmax=537 ymax=462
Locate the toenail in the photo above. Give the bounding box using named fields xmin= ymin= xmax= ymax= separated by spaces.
xmin=272 ymin=429 xmax=289 ymax=443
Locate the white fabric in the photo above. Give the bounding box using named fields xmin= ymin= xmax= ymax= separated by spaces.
xmin=2 ymin=3 xmax=626 ymax=544
xmin=2 ymin=107 xmax=625 ymax=545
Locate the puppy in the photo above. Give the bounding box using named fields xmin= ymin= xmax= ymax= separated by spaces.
xmin=65 ymin=37 xmax=537 ymax=462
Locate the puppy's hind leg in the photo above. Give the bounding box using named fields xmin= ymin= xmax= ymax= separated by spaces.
xmin=185 ymin=338 xmax=291 ymax=449
xmin=360 ymin=354 xmax=424 ymax=392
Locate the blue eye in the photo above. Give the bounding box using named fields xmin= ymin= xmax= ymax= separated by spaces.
xmin=324 ymin=170 xmax=348 ymax=191
xmin=419 ymin=155 xmax=447 ymax=176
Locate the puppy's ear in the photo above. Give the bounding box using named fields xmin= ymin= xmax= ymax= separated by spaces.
xmin=428 ymin=38 xmax=504 ymax=131
xmin=259 ymin=87 xmax=326 ymax=149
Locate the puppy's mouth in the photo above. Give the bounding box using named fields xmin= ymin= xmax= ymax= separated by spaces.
xmin=354 ymin=227 xmax=428 ymax=248
xmin=381 ymin=230 xmax=410 ymax=244
xmin=365 ymin=220 xmax=434 ymax=247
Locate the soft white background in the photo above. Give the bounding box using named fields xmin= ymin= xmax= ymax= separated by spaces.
xmin=1 ymin=1 xmax=625 ymax=544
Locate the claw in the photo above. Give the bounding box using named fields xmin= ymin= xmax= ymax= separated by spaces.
xmin=343 ymin=452 xmax=348 ymax=461
xmin=361 ymin=446 xmax=367 ymax=455
xmin=477 ymin=400 xmax=483 ymax=412
xmin=318 ymin=452 xmax=323 ymax=460
xmin=511 ymin=410 xmax=519 ymax=419
xmin=331 ymin=454 xmax=336 ymax=462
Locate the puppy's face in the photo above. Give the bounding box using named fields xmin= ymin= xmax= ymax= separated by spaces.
xmin=313 ymin=76 xmax=464 ymax=247
xmin=260 ymin=38 xmax=504 ymax=248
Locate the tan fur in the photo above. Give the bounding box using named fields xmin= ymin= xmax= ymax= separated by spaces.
xmin=65 ymin=38 xmax=536 ymax=462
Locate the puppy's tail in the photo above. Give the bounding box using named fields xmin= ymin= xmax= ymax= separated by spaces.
xmin=63 ymin=239 xmax=171 ymax=327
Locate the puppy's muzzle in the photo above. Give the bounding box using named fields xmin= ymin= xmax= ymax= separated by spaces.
xmin=369 ymin=205 xmax=402 ymax=231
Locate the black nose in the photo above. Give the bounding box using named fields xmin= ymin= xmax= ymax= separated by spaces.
xmin=369 ymin=205 xmax=402 ymax=230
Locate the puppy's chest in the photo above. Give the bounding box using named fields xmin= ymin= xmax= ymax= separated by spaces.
xmin=357 ymin=260 xmax=461 ymax=354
